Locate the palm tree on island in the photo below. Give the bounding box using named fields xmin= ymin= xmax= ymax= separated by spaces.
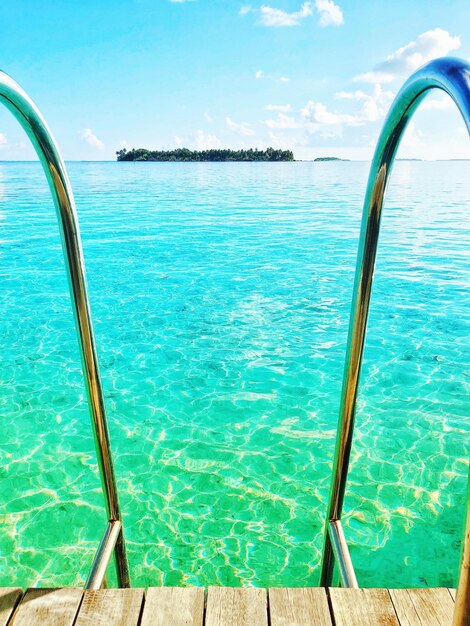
xmin=116 ymin=147 xmax=294 ymax=162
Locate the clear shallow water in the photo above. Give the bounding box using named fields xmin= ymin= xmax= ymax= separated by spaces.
xmin=0 ymin=161 xmax=468 ymax=589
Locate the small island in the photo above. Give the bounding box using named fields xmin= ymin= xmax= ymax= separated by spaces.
xmin=116 ymin=147 xmax=294 ymax=162
xmin=313 ymin=157 xmax=349 ymax=162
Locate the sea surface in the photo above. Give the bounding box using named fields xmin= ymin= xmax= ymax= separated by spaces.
xmin=0 ymin=161 xmax=468 ymax=589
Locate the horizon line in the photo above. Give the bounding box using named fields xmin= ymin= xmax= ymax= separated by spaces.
xmin=0 ymin=158 xmax=469 ymax=163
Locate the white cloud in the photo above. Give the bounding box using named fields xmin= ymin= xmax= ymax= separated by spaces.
xmin=259 ymin=1 xmax=313 ymax=27
xmin=0 ymin=133 xmax=7 ymax=146
xmin=265 ymin=104 xmax=292 ymax=111
xmin=301 ymin=101 xmax=362 ymax=126
xmin=174 ymin=135 xmax=184 ymax=147
xmin=226 ymin=116 xmax=255 ymax=136
xmin=400 ymin=120 xmax=424 ymax=150
xmin=255 ymin=34 xmax=464 ymax=157
xmin=335 ymin=84 xmax=395 ymax=122
xmin=256 ymin=70 xmax=290 ymax=82
xmin=194 ymin=130 xmax=221 ymax=149
xmin=354 ymin=71 xmax=396 ymax=84
xmin=420 ymin=94 xmax=453 ymax=111
xmin=314 ymin=0 xmax=343 ymax=26
xmin=335 ymin=89 xmax=370 ymax=100
xmin=355 ymin=28 xmax=461 ymax=84
xmin=250 ymin=1 xmax=343 ymax=27
xmin=204 ymin=111 xmax=213 ymax=122
xmin=291 ymin=85 xmax=395 ymax=139
xmin=80 ymin=128 xmax=105 ymax=150
xmin=264 ymin=130 xmax=307 ymax=148
xmin=258 ymin=83 xmax=395 ymax=144
xmin=255 ymin=70 xmax=290 ymax=82
xmin=265 ymin=113 xmax=299 ymax=129
xmin=267 ymin=131 xmax=286 ymax=148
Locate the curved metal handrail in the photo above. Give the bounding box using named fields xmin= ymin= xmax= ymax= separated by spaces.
xmin=320 ymin=57 xmax=470 ymax=625
xmin=0 ymin=71 xmax=130 ymax=588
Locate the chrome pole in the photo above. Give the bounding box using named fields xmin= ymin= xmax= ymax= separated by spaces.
xmin=327 ymin=520 xmax=358 ymax=588
xmin=0 ymin=71 xmax=130 ymax=587
xmin=453 ymin=466 xmax=470 ymax=626
xmin=319 ymin=56 xmax=470 ymax=617
xmin=86 ymin=521 xmax=122 ymax=590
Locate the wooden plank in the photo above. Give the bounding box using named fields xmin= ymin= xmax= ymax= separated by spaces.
xmin=269 ymin=588 xmax=333 ymax=626
xmin=8 ymin=588 xmax=82 ymax=626
xmin=0 ymin=588 xmax=23 ymax=626
xmin=389 ymin=588 xmax=455 ymax=625
xmin=205 ymin=587 xmax=268 ymax=626
xmin=140 ymin=587 xmax=204 ymax=626
xmin=329 ymin=588 xmax=399 ymax=626
xmin=74 ymin=589 xmax=144 ymax=626
xmin=448 ymin=588 xmax=456 ymax=601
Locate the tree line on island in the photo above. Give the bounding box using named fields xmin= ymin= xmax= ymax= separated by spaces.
xmin=116 ymin=147 xmax=294 ymax=162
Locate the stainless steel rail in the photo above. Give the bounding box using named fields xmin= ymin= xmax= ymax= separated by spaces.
xmin=0 ymin=71 xmax=130 ymax=588
xmin=86 ymin=521 xmax=122 ymax=590
xmin=320 ymin=56 xmax=470 ymax=625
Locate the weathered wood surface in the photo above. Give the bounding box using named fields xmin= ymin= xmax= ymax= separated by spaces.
xmin=389 ymin=588 xmax=456 ymax=626
xmin=205 ymin=587 xmax=268 ymax=626
xmin=75 ymin=589 xmax=144 ymax=626
xmin=0 ymin=586 xmax=458 ymax=625
xmin=141 ymin=587 xmax=204 ymax=626
xmin=329 ymin=588 xmax=400 ymax=625
xmin=8 ymin=588 xmax=83 ymax=626
xmin=269 ymin=588 xmax=333 ymax=626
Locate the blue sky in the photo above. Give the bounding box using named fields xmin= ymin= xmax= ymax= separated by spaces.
xmin=0 ymin=0 xmax=469 ymax=160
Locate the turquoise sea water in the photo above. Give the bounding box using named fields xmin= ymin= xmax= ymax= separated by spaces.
xmin=0 ymin=161 xmax=468 ymax=589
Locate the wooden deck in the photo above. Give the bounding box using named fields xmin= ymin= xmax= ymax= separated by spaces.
xmin=0 ymin=586 xmax=459 ymax=626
